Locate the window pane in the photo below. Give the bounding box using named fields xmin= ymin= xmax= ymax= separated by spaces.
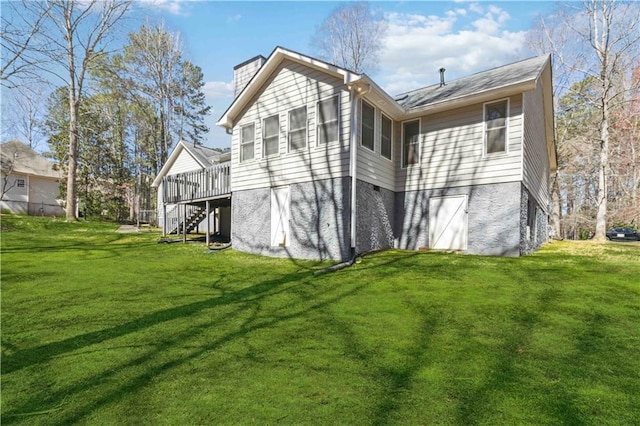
xmin=264 ymin=136 xmax=278 ymax=156
xmin=318 ymin=121 xmax=339 ymax=145
xmin=318 ymin=97 xmax=338 ymax=123
xmin=264 ymin=116 xmax=279 ymax=137
xmin=289 ymin=129 xmax=306 ymax=150
xmin=361 ymin=101 xmax=374 ymax=151
xmin=318 ymin=97 xmax=339 ymax=145
xmin=242 ymin=142 xmax=254 ymax=161
xmin=263 ymin=116 xmax=279 ymax=157
xmin=241 ymin=124 xmax=255 ymax=162
xmin=241 ymin=124 xmax=254 ymax=143
xmin=486 ymin=128 xmax=506 ymax=154
xmin=290 ymin=107 xmax=306 ymax=130
xmin=486 ymin=101 xmax=507 ymax=129
xmin=403 ymin=121 xmax=420 ymax=167
xmin=289 ymin=107 xmax=307 ymax=150
xmin=381 ymin=115 xmax=392 ymax=159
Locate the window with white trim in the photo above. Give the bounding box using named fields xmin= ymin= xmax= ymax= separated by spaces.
xmin=402 ymin=120 xmax=420 ymax=167
xmin=240 ymin=123 xmax=255 ymax=162
xmin=381 ymin=114 xmax=392 ymax=160
xmin=263 ymin=115 xmax=279 ymax=157
xmin=361 ymin=100 xmax=375 ymax=151
xmin=16 ymin=178 xmax=26 ymax=188
xmin=484 ymin=100 xmax=508 ymax=155
xmin=288 ymin=106 xmax=307 ymax=151
xmin=317 ymin=96 xmax=339 ymax=145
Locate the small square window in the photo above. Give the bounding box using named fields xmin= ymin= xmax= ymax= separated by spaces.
xmin=16 ymin=178 xmax=26 ymax=188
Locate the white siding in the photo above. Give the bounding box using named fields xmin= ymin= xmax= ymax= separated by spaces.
xmin=522 ymin=82 xmax=550 ymax=211
xmin=1 ymin=173 xmax=29 ymax=202
xmin=396 ymin=95 xmax=523 ymax=192
xmin=29 ymin=176 xmax=60 ymax=205
xmin=356 ymin=101 xmax=396 ymax=191
xmin=169 ymin=149 xmax=202 ymax=175
xmin=231 ymin=60 xmax=351 ymax=192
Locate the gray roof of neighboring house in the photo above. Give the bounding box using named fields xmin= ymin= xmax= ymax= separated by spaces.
xmin=394 ymin=55 xmax=549 ymax=110
xmin=0 ymin=140 xmax=61 ymax=179
xmin=184 ymin=142 xmax=224 ymax=165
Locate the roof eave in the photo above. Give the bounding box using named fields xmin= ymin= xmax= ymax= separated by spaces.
xmin=151 ymin=141 xmax=208 ymax=187
xmin=403 ymin=79 xmax=537 ymax=118
xmin=216 ymin=47 xmax=362 ymax=129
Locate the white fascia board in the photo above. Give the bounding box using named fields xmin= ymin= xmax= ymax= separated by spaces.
xmin=216 ymin=47 xmax=362 ymax=129
xmin=402 ymin=80 xmax=536 ymax=119
xmin=358 ymin=76 xmax=406 ymax=120
xmin=151 ymin=141 xmax=198 ymax=187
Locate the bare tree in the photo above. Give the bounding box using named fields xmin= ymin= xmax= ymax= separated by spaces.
xmin=2 ymin=86 xmax=47 ymax=150
xmin=311 ymin=2 xmax=387 ymax=74
xmin=16 ymin=0 xmax=132 ymax=220
xmin=0 ymin=1 xmax=53 ymax=88
xmin=529 ymin=0 xmax=640 ymax=239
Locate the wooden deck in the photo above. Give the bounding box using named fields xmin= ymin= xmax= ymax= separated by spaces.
xmin=163 ymin=162 xmax=231 ymax=204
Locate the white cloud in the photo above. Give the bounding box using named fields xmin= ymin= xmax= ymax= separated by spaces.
xmin=137 ymin=0 xmax=191 ymax=16
xmin=227 ymin=14 xmax=242 ymax=23
xmin=203 ymin=81 xmax=233 ymax=100
xmin=377 ymin=5 xmax=527 ymax=95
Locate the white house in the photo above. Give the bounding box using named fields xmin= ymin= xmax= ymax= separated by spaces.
xmin=152 ymin=140 xmax=231 ymax=239
xmin=158 ymin=47 xmax=556 ymax=260
xmin=0 ymin=141 xmax=65 ymax=217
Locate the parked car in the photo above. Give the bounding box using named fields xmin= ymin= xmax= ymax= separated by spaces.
xmin=605 ymin=227 xmax=640 ymax=241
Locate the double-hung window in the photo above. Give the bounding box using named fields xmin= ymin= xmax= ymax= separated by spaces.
xmin=288 ymin=106 xmax=307 ymax=151
xmin=381 ymin=114 xmax=392 ymax=160
xmin=16 ymin=178 xmax=26 ymax=188
xmin=484 ymin=100 xmax=508 ymax=155
xmin=240 ymin=123 xmax=255 ymax=162
xmin=402 ymin=120 xmax=420 ymax=167
xmin=361 ymin=100 xmax=375 ymax=151
xmin=263 ymin=115 xmax=279 ymax=157
xmin=317 ymin=96 xmax=339 ymax=145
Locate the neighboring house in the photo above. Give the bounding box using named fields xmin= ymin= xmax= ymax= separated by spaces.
xmin=0 ymin=141 xmax=65 ymax=217
xmin=152 ymin=141 xmax=231 ymax=239
xmin=160 ymin=47 xmax=556 ymax=261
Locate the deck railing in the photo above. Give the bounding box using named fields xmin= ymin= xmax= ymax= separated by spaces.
xmin=163 ymin=162 xmax=231 ymax=204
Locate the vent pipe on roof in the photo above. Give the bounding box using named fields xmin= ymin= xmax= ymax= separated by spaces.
xmin=439 ymin=67 xmax=446 ymax=87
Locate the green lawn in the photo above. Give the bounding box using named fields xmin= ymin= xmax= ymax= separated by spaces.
xmin=1 ymin=215 xmax=639 ymax=425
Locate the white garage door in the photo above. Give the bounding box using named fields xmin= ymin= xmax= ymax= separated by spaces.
xmin=429 ymin=195 xmax=468 ymax=250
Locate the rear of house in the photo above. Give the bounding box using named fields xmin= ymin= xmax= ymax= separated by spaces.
xmin=215 ymin=48 xmax=556 ymax=261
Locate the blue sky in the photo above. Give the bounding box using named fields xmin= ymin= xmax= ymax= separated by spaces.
xmin=2 ymin=0 xmax=557 ymax=151
xmin=138 ymin=0 xmax=556 ymax=149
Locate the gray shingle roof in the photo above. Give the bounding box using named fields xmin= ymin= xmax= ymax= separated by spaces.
xmin=0 ymin=140 xmax=61 ymax=179
xmin=184 ymin=142 xmax=224 ymax=165
xmin=394 ymin=55 xmax=549 ymax=110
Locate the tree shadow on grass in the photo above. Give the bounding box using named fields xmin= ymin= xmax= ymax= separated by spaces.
xmin=2 ymin=269 xmax=371 ymax=424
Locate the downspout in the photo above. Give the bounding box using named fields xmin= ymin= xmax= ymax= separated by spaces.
xmin=348 ymin=82 xmax=371 ymax=257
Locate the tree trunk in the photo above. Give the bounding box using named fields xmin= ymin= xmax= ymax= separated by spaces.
xmin=594 ymin=90 xmax=609 ymax=240
xmin=65 ymin=6 xmax=77 ymax=221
